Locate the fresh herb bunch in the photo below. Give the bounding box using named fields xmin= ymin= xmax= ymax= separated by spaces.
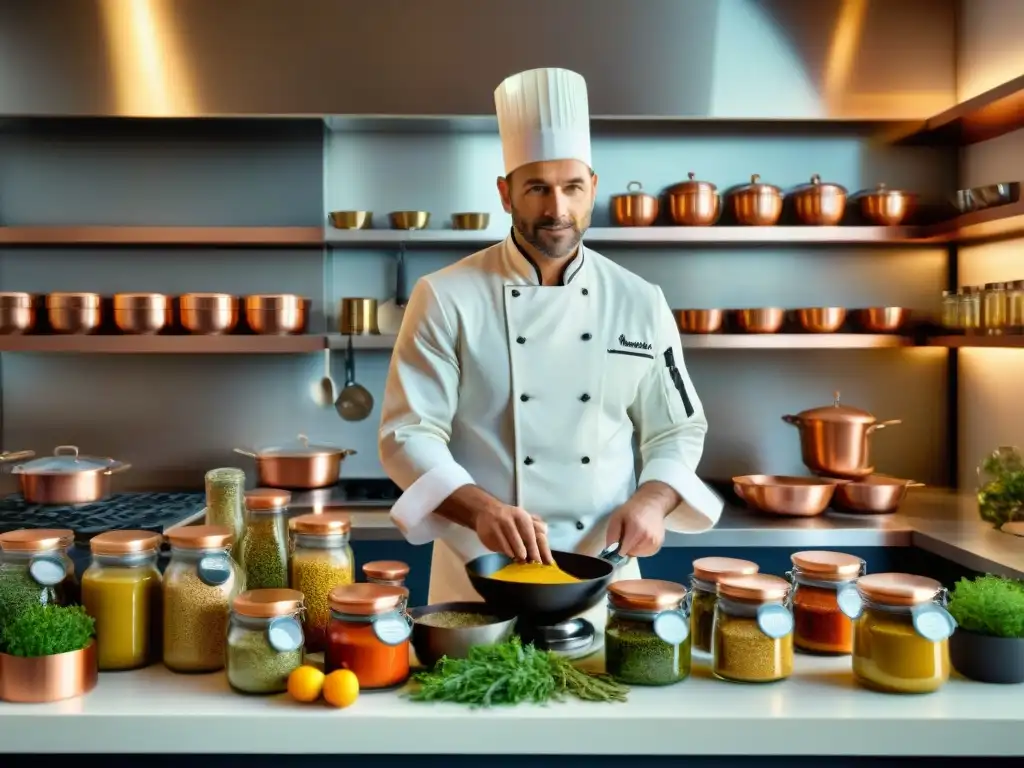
xmin=977 ymin=447 xmax=1024 ymax=528
xmin=948 ymin=574 xmax=1024 ymax=639
xmin=408 ymin=636 xmax=629 ymax=707
xmin=0 ymin=603 xmax=95 ymax=657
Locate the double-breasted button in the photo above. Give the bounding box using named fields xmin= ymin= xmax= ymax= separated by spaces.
xmin=581 ymin=288 xmax=589 ymax=296
xmin=524 ymin=456 xmax=534 ymax=466
xmin=575 ymin=521 xmax=585 ymax=531
xmin=581 ymin=332 xmax=592 ymax=341
xmin=580 ymin=393 xmax=591 ymax=402
xmin=511 ymin=289 xmax=520 ymax=297
xmin=581 ymin=456 xmax=591 ymax=464
xmin=516 ymin=336 xmax=526 ymax=344
xmin=520 ymin=394 xmax=530 ymax=402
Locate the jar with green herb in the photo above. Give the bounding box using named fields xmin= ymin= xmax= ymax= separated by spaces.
xmin=163 ymin=525 xmax=241 ymax=673
xmin=977 ymin=446 xmax=1024 ymax=529
xmin=605 ymin=578 xmax=691 ymax=686
xmin=713 ymin=573 xmax=794 ymax=683
xmin=205 ymin=468 xmax=246 ymax=557
xmin=289 ymin=512 xmax=354 ymax=652
xmin=241 ymin=489 xmax=290 ymax=590
xmin=0 ymin=528 xmax=77 ymax=636
xmin=689 ymin=556 xmax=759 ymax=654
xmin=226 ymin=588 xmax=305 ymax=694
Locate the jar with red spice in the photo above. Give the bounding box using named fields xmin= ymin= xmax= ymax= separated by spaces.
xmin=325 ymin=583 xmax=412 ymax=690
xmin=788 ymin=550 xmax=865 ymax=655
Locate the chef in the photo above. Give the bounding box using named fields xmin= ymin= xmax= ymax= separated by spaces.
xmin=378 ymin=67 xmax=723 ymax=621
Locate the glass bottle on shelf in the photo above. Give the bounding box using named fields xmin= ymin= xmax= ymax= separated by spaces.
xmin=958 ymin=286 xmax=981 ymax=333
xmin=940 ymin=290 xmax=960 ymax=331
xmin=1006 ymin=279 xmax=1024 ymax=334
xmin=982 ymin=281 xmax=1008 ymax=335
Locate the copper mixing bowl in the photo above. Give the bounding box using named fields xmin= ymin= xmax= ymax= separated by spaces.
xmin=830 ymin=476 xmax=924 ymax=514
xmin=858 ymin=184 xmax=915 ymax=226
xmin=113 ymin=293 xmax=172 ymax=334
xmin=179 ymin=293 xmax=238 ymax=335
xmin=796 ymin=307 xmax=846 ymax=333
xmin=328 ymin=211 xmax=373 ymax=230
xmin=451 ymin=213 xmax=490 ymax=230
xmin=675 ymin=309 xmax=724 ymax=334
xmin=854 ymin=307 xmax=908 ymax=333
xmin=734 ymin=308 xmax=785 ymax=333
xmin=0 ymin=292 xmax=35 ymax=334
xmin=46 ymin=292 xmax=101 ymax=334
xmin=389 ymin=211 xmax=430 ymax=230
xmin=733 ymin=475 xmax=840 ymax=517
xmin=245 ymin=294 xmax=308 ymax=335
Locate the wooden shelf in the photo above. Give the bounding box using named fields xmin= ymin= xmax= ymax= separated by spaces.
xmin=925 ymin=336 xmax=1024 ymax=349
xmin=0 ymin=335 xmax=325 ymax=354
xmin=932 ymin=199 xmax=1024 ymax=245
xmin=894 ymin=74 xmax=1024 ymax=146
xmin=0 ymin=226 xmax=324 ymax=247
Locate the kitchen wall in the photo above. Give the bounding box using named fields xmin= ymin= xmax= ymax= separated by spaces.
xmin=955 ymin=0 xmax=1024 ymax=487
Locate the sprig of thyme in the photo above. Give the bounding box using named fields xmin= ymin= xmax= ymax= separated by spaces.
xmin=0 ymin=603 xmax=95 ymax=657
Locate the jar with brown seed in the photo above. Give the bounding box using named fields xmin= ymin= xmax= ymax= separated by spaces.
xmin=712 ymin=574 xmax=794 ymax=683
xmin=163 ymin=525 xmax=241 ymax=673
xmin=289 ymin=512 xmax=354 ymax=652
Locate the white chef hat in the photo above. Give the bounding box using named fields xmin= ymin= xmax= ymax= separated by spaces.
xmin=493 ymin=67 xmax=592 ymax=176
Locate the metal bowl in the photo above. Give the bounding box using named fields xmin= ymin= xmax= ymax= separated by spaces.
xmin=410 ymin=601 xmax=517 ymax=669
xmin=732 ymin=474 xmax=839 ymax=517
xmin=46 ymin=292 xmax=102 ymax=334
xmin=796 ymin=307 xmax=846 ymax=333
xmin=179 ymin=293 xmax=238 ymax=335
xmin=451 ymin=212 xmax=491 ymax=230
xmin=830 ymin=475 xmax=923 ymax=514
xmin=244 ymin=294 xmax=308 ymax=335
xmin=675 ymin=309 xmax=724 ymax=334
xmin=853 ymin=307 xmax=908 ymax=333
xmin=0 ymin=292 xmax=35 ymax=334
xmin=389 ymin=211 xmax=430 ymax=230
xmin=328 ymin=211 xmax=373 ymax=229
xmin=734 ymin=308 xmax=785 ymax=333
xmin=113 ymin=293 xmax=172 ymax=334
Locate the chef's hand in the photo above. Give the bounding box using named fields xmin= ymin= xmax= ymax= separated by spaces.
xmin=605 ymin=499 xmax=667 ymax=558
xmin=475 ymin=505 xmax=555 ymax=564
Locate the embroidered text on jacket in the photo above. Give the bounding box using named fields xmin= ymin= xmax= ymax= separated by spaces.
xmin=619 ymin=334 xmax=653 ymax=350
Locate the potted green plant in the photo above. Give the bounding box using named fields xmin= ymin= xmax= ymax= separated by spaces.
xmin=948 ymin=574 xmax=1024 ymax=684
xmin=0 ymin=603 xmax=98 ymax=703
xmin=976 ymin=446 xmax=1024 ymax=530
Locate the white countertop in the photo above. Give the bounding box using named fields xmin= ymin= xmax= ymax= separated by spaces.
xmin=1 ymin=651 xmax=1022 ymax=756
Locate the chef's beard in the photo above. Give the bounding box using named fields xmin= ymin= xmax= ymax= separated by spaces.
xmin=512 ymin=211 xmax=588 ymax=259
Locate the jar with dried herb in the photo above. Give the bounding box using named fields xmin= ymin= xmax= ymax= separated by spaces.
xmin=289 ymin=512 xmax=354 ymax=652
xmin=326 ymin=583 xmax=411 ymax=689
xmin=788 ymin=550 xmax=865 ymax=655
xmin=605 ymin=578 xmax=691 ymax=686
xmin=713 ymin=573 xmax=794 ymax=683
xmin=241 ymin=489 xmax=290 ymax=590
xmin=204 ymin=468 xmax=246 ymax=558
xmin=0 ymin=528 xmax=77 ymax=635
xmin=226 ymin=588 xmax=305 ymax=694
xmin=81 ymin=530 xmax=163 ymax=671
xmin=841 ymin=572 xmax=954 ymax=694
xmin=689 ymin=556 xmax=759 ymax=654
xmin=162 ymin=525 xmax=241 ymax=673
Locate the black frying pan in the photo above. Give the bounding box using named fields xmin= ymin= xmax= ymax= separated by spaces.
xmin=465 ymin=544 xmax=626 ymax=626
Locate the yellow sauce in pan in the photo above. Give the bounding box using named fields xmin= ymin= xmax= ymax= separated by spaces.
xmin=488 ymin=562 xmax=581 ymax=584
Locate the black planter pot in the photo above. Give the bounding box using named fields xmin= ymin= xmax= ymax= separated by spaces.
xmin=950 ymin=628 xmax=1024 ymax=684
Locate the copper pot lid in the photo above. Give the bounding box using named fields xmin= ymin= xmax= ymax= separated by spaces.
xmin=790 ymin=550 xmax=863 ymax=578
xmin=732 ymin=173 xmax=781 ymax=195
xmin=856 ymin=182 xmax=913 ymax=199
xmin=244 ymin=488 xmax=292 ymax=511
xmin=791 ymin=173 xmax=848 ymax=196
xmin=856 ymin=572 xmax=942 ymax=606
xmin=0 ymin=528 xmax=74 ymax=553
xmin=717 ymin=573 xmax=791 ymax=602
xmin=328 ymin=583 xmax=408 ymax=616
xmin=793 ymin=391 xmax=877 ymax=424
xmin=667 ymin=172 xmax=718 ymax=195
xmin=90 ymin=530 xmax=162 ymax=555
xmin=290 ymin=512 xmax=351 ymax=536
xmin=11 ymin=446 xmax=126 ymax=476
xmin=692 ymin=556 xmax=759 ymax=583
xmin=233 ymin=588 xmax=304 ymax=618
xmin=610 ymin=181 xmax=657 ymax=201
xmin=608 ymin=579 xmax=687 ymax=611
xmin=362 ymin=560 xmax=410 ymax=581
xmin=251 ymin=434 xmax=351 ymax=459
xmin=165 ymin=524 xmax=234 ymax=550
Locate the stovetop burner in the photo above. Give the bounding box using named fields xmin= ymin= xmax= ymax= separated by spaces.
xmin=337 ymin=477 xmax=401 ymax=503
xmin=516 ymin=617 xmax=602 ymax=659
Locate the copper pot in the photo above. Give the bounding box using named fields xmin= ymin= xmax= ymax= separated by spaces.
xmin=180 ymin=293 xmax=238 ymax=335
xmin=732 ymin=475 xmax=839 ymax=517
xmin=389 ymin=211 xmax=430 ymax=230
xmin=782 ymin=391 xmax=901 ymax=479
xmin=328 ymin=211 xmax=372 ymax=229
xmin=339 ymin=297 xmax=379 ymax=335
xmin=245 ymin=294 xmax=308 ymax=335
xmin=0 ymin=292 xmax=35 ymax=334
xmin=666 ymin=173 xmax=720 ymax=226
xmin=47 ymin=292 xmax=101 ymax=334
xmin=6 ymin=446 xmax=132 ymax=505
xmin=675 ymin=309 xmax=724 ymax=334
xmin=796 ymin=307 xmax=846 ymax=333
xmin=791 ymin=174 xmax=848 ymax=226
xmin=0 ymin=641 xmax=98 ymax=703
xmin=729 ymin=174 xmax=783 ymax=226
xmin=735 ymin=308 xmax=785 ymax=333
xmin=857 ymin=184 xmax=915 ymax=226
xmin=831 ymin=475 xmax=924 ymax=514
xmin=854 ymin=307 xmax=908 ymax=333
xmin=113 ymin=293 xmax=172 ymax=334
xmin=610 ymin=182 xmax=659 ymax=227
xmin=234 ymin=434 xmax=356 ymax=489
xmin=451 ymin=213 xmax=490 ymax=230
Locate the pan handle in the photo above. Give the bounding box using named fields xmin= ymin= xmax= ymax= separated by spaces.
xmin=104 ymin=462 xmax=133 ymax=476
xmin=0 ymin=450 xmax=34 ymax=464
xmin=597 ymin=542 xmax=629 ymax=568
xmin=781 ymin=415 xmax=800 ymax=427
xmin=233 ymin=448 xmax=259 ymax=459
xmin=867 ymin=419 xmax=902 ymax=434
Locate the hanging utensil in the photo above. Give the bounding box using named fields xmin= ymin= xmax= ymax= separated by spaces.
xmin=311 ymin=348 xmax=337 ymax=408
xmin=336 ymin=335 xmax=374 ymax=422
xmin=377 ymin=244 xmax=408 ymax=336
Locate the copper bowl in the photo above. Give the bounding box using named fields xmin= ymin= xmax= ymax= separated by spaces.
xmin=113 ymin=293 xmax=171 ymax=334
xmin=666 ymin=173 xmax=720 ymax=226
xmin=46 ymin=292 xmax=102 ymax=334
xmin=245 ymin=294 xmax=308 ymax=335
xmin=339 ymin=297 xmax=379 ymax=335
xmin=675 ymin=309 xmax=724 ymax=334
xmin=791 ymin=174 xmax=848 ymax=226
xmin=179 ymin=293 xmax=238 ymax=335
xmin=0 ymin=640 xmax=98 ymax=703
xmin=389 ymin=211 xmax=430 ymax=230
xmin=0 ymin=292 xmax=35 ymax=334
xmin=732 ymin=475 xmax=839 ymax=517
xmin=854 ymin=307 xmax=908 ymax=333
xmin=796 ymin=307 xmax=846 ymax=333
xmin=451 ymin=213 xmax=491 ymax=230
xmin=729 ymin=174 xmax=783 ymax=226
xmin=328 ymin=211 xmax=373 ymax=230
xmin=858 ymin=184 xmax=915 ymax=226
xmin=610 ymin=182 xmax=659 ymax=227
xmin=830 ymin=475 xmax=924 ymax=514
xmin=734 ymin=308 xmax=785 ymax=333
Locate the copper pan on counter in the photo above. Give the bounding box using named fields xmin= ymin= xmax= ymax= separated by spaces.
xmin=830 ymin=475 xmax=924 ymax=514
xmin=733 ymin=475 xmax=840 ymax=517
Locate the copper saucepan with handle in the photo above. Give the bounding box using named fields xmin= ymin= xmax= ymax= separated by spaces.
xmin=234 ymin=434 xmax=356 ymax=489
xmin=3 ymin=446 xmax=131 ymax=505
xmin=830 ymin=475 xmax=924 ymax=514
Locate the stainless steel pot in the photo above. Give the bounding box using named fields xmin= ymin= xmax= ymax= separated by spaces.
xmin=781 ymin=392 xmax=901 ymax=479
xmin=791 ymin=174 xmax=848 ymax=226
xmin=4 ymin=446 xmax=131 ymax=505
xmin=234 ymin=434 xmax=356 ymax=489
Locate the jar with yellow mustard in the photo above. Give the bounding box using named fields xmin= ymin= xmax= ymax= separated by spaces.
xmin=689 ymin=556 xmax=759 ymax=654
xmin=81 ymin=530 xmax=163 ymax=671
xmin=712 ymin=573 xmax=794 ymax=683
xmin=840 ymin=572 xmax=955 ymax=694
xmin=289 ymin=512 xmax=354 ymax=652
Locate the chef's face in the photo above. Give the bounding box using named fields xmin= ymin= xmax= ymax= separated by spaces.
xmin=498 ymin=159 xmax=597 ymax=259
